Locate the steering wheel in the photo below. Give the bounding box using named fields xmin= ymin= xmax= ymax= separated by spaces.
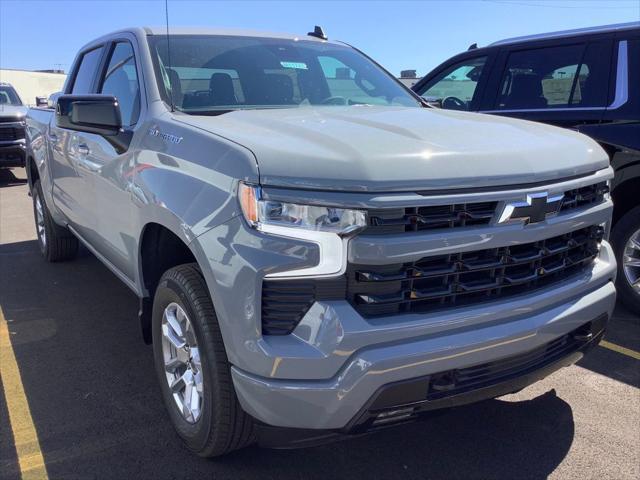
xmin=441 ymin=96 xmax=467 ymax=110
xmin=320 ymin=96 xmax=347 ymax=106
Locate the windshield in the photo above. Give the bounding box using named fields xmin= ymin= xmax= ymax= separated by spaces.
xmin=148 ymin=35 xmax=420 ymax=114
xmin=0 ymin=86 xmax=23 ymax=106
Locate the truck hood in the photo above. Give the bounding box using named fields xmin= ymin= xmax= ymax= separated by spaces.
xmin=0 ymin=105 xmax=27 ymax=119
xmin=177 ymin=106 xmax=608 ymax=192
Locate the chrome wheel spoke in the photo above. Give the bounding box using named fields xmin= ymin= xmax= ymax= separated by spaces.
xmin=162 ymin=307 xmax=186 ymax=349
xmin=190 ymin=347 xmax=201 ymax=369
xmin=194 ymin=371 xmax=204 ymax=394
xmin=164 ymin=357 xmax=183 ymax=374
xmin=623 ymin=256 xmax=640 ymax=268
xmin=162 ymin=323 xmax=185 ymax=350
xmin=170 ymin=371 xmax=188 ymax=394
xmin=188 ymin=378 xmax=201 ymax=418
xmin=165 ymin=308 xmax=185 ymax=341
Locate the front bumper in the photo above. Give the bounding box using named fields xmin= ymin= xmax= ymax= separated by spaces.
xmin=0 ymin=141 xmax=26 ymax=167
xmin=231 ymin=274 xmax=616 ymax=430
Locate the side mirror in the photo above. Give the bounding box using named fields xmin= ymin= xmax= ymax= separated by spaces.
xmin=48 ymin=92 xmax=62 ymax=109
xmin=56 ymin=94 xmax=122 ymax=135
xmin=35 ymin=96 xmax=48 ymax=107
xmin=56 ymin=94 xmax=132 ymax=153
xmin=421 ymin=95 xmax=442 ymax=108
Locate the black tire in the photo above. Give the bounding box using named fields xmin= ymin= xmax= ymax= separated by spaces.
xmin=152 ymin=263 xmax=255 ymax=457
xmin=32 ymin=180 xmax=78 ymax=262
xmin=611 ymin=205 xmax=640 ymax=314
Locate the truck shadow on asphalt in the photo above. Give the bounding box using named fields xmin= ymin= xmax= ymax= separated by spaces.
xmin=223 ymin=390 xmax=574 ymax=479
xmin=0 ymin=168 xmax=27 ymax=188
xmin=0 ymin=239 xmax=626 ymax=479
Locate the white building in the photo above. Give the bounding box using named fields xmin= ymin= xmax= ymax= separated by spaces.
xmin=0 ymin=69 xmax=67 ymax=106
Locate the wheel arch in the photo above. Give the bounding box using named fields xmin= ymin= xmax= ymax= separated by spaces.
xmin=137 ymin=222 xmax=202 ymax=343
xmin=611 ymin=173 xmax=640 ymax=225
xmin=26 ymin=154 xmax=39 ymax=192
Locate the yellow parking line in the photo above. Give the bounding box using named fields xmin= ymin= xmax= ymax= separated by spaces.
xmin=600 ymin=340 xmax=640 ymax=360
xmin=0 ymin=306 xmax=49 ymax=480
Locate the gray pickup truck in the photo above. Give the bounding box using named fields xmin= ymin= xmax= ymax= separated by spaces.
xmin=26 ymin=27 xmax=616 ymax=457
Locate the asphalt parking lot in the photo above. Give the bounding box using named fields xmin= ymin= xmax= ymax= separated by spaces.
xmin=0 ymin=167 xmax=638 ymax=480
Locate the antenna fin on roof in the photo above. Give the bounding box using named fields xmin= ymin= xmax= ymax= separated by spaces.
xmin=308 ymin=26 xmax=328 ymax=40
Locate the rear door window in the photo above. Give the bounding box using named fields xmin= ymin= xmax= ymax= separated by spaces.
xmin=71 ymin=47 xmax=104 ymax=94
xmin=496 ymin=43 xmax=610 ymax=110
xmin=571 ymin=42 xmax=611 ymax=107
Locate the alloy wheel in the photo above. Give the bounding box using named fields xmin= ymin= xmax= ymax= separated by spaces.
xmin=623 ymin=228 xmax=640 ymax=295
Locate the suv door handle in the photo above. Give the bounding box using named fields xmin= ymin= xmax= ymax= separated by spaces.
xmin=48 ymin=133 xmax=58 ymax=142
xmin=76 ymin=143 xmax=90 ymax=156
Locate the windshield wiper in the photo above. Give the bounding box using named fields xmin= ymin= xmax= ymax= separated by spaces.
xmin=183 ymin=109 xmax=236 ymax=116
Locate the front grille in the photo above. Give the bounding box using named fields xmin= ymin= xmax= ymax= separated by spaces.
xmin=365 ymin=201 xmax=497 ymax=235
xmin=560 ymin=181 xmax=608 ymax=212
xmin=363 ymin=181 xmax=608 ymax=235
xmin=0 ymin=127 xmax=23 ymax=141
xmin=348 ymin=225 xmax=603 ymax=318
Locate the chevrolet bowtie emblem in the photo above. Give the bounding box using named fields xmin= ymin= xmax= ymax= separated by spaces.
xmin=498 ymin=192 xmax=564 ymax=225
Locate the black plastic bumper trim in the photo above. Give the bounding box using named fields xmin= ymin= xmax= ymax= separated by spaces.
xmin=254 ymin=314 xmax=607 ymax=449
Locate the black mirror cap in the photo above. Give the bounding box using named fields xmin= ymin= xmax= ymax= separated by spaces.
xmin=56 ymin=94 xmax=122 ymax=136
xmin=421 ymin=95 xmax=442 ymax=108
xmin=35 ymin=96 xmax=48 ymax=107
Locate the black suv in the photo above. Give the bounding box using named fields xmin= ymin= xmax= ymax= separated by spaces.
xmin=413 ymin=22 xmax=640 ymax=313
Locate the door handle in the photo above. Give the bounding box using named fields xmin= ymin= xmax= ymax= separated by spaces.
xmin=76 ymin=143 xmax=90 ymax=156
xmin=48 ymin=133 xmax=58 ymax=142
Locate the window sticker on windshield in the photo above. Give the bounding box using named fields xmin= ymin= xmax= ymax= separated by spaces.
xmin=280 ymin=61 xmax=308 ymax=70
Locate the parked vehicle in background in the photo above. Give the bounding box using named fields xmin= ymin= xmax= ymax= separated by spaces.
xmin=0 ymin=82 xmax=27 ymax=168
xmin=413 ymin=22 xmax=640 ymax=313
xmin=26 ymin=26 xmax=616 ymax=457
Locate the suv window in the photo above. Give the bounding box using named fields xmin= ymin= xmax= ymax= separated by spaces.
xmin=99 ymin=42 xmax=140 ymax=126
xmin=496 ymin=43 xmax=609 ymax=110
xmin=71 ymin=47 xmax=104 ymax=94
xmin=417 ymin=56 xmax=487 ymax=111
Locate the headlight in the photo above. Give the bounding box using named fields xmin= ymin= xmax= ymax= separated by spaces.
xmin=239 ymin=183 xmax=366 ymax=235
xmin=238 ymin=183 xmax=367 ymax=278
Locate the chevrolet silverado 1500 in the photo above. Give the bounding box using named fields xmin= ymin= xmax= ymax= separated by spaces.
xmin=25 ymin=27 xmax=616 ymax=457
